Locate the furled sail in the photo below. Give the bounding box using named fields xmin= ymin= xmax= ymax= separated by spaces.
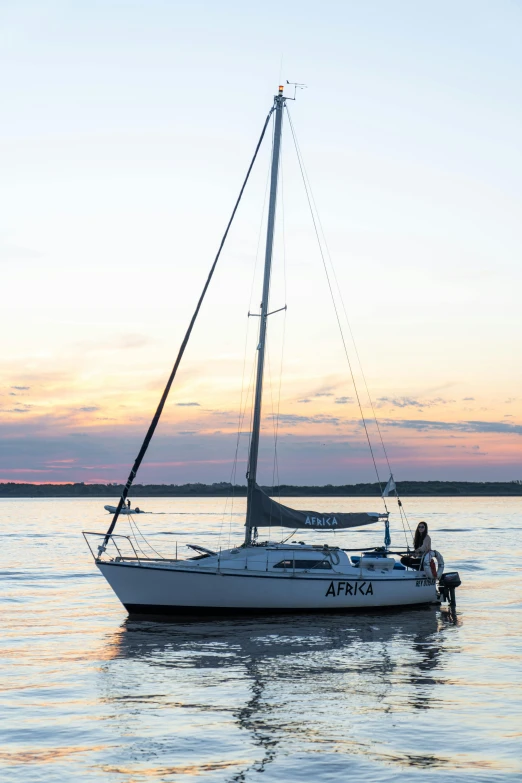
xmin=249 ymin=485 xmax=386 ymax=530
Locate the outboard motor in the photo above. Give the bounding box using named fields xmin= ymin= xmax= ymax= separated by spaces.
xmin=438 ymin=572 xmax=461 ymax=611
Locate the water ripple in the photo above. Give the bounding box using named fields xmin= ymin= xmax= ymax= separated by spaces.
xmin=1 ymin=497 xmax=521 ymax=783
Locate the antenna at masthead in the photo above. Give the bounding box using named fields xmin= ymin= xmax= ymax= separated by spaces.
xmin=285 ymin=80 xmax=306 ymax=100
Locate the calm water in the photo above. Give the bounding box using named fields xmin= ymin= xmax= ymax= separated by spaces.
xmin=1 ymin=496 xmax=521 ymax=782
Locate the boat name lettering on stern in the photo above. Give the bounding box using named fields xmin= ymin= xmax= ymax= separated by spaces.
xmin=325 ymin=580 xmax=374 ymax=597
xmin=416 ymin=578 xmax=436 ymax=587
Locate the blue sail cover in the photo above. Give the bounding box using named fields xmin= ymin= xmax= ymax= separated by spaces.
xmin=250 ymin=485 xmax=386 ymax=530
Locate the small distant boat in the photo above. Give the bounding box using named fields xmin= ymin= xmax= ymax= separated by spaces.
xmin=103 ymin=504 xmax=143 ymax=515
xmin=85 ymin=85 xmax=460 ymax=616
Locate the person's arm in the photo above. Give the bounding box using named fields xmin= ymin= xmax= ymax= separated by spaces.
xmin=414 ymin=535 xmax=432 ymax=555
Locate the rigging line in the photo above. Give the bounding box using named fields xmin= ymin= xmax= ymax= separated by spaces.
xmin=283 ymin=110 xmax=410 ymax=536
xmin=280 ymin=529 xmax=298 ymax=544
xmin=126 ymin=516 xmax=140 ymax=555
xmin=221 ymin=125 xmax=276 ymax=550
xmin=127 ymin=517 xmax=150 ymax=559
xmin=129 ymin=514 xmax=166 ymax=559
xmin=221 ymin=334 xmax=259 ymax=548
xmin=265 ymin=336 xmax=277 ymax=533
xmin=265 ymin=283 xmax=284 ymax=485
xmin=268 ymin=297 xmax=287 ymax=538
xmin=284 ymin=122 xmax=412 ymax=539
xmin=139 ymin=511 xmax=243 ymax=516
xmin=272 ymin=136 xmax=287 ymax=497
xmin=274 ymin=340 xmax=285 ymax=537
xmin=316 ymin=255 xmax=413 ymax=541
xmin=248 ymin=137 xmax=273 ymax=313
xmin=235 ymin=358 xmax=259 ymax=543
xmin=293 ymin=237 xmax=413 ymax=538
xmin=270 ymin=313 xmax=286 ymax=493
xmin=223 ymin=361 xmax=253 ymax=542
xmin=226 ymin=356 xmax=258 ymax=548
xmin=305 ymin=221 xmax=408 ymax=527
xmin=245 ymin=341 xmax=257 ymax=465
xmin=218 ymin=321 xmax=252 ymax=547
xmin=286 ymin=105 xmax=387 ymax=510
xmin=398 ymin=504 xmax=411 ymax=546
xmin=265 ymin=141 xmax=288 ymax=532
xmin=273 ymin=132 xmax=288 ymax=538
xmin=103 ymin=104 xmax=275 ymax=544
xmin=399 ymin=498 xmax=413 ymax=537
xmin=265 ymin=334 xmax=285 ymax=532
xmin=281 ymin=131 xmax=288 ymax=308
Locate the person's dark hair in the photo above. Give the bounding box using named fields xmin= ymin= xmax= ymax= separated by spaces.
xmin=413 ymin=521 xmax=428 ymax=550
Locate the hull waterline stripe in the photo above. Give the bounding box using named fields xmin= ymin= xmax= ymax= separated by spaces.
xmin=123 ymin=602 xmax=437 ymax=616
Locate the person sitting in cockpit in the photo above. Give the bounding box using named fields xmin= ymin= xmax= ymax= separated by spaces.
xmin=401 ymin=521 xmax=432 ymax=570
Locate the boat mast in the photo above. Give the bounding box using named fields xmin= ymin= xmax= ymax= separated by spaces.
xmin=244 ymin=85 xmax=285 ymax=546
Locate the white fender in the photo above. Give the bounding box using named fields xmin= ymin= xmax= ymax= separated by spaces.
xmin=433 ymin=550 xmax=444 ymax=579
xmin=423 ymin=550 xmax=444 ymax=579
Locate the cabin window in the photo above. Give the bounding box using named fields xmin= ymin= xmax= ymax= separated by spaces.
xmin=273 ymin=558 xmax=332 ymax=570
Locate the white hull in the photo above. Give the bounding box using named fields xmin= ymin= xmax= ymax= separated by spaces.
xmin=103 ymin=505 xmax=143 ymax=515
xmin=97 ymin=560 xmax=438 ymax=615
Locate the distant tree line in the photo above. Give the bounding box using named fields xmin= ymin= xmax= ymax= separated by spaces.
xmin=0 ymin=481 xmax=521 ymax=497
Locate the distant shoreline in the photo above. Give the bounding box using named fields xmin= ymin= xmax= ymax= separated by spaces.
xmin=0 ymin=481 xmax=521 ymax=498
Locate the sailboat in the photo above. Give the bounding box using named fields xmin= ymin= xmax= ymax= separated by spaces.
xmin=84 ymin=86 xmax=460 ymax=615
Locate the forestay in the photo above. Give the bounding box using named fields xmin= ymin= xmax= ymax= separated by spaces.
xmin=250 ymin=485 xmax=386 ymax=530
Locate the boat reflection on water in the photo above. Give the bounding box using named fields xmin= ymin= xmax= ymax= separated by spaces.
xmin=100 ymin=608 xmax=456 ymax=780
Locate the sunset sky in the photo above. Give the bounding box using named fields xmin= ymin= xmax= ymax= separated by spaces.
xmin=1 ymin=0 xmax=521 ymax=485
